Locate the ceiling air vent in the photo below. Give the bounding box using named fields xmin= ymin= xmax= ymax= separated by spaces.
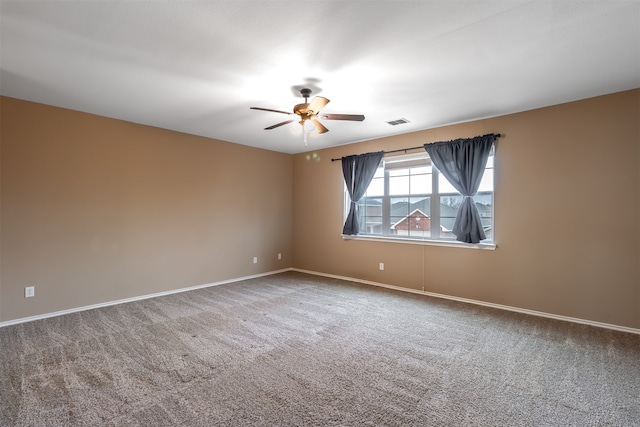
xmin=386 ymin=118 xmax=410 ymax=126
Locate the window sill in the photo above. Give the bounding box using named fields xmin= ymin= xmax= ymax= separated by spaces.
xmin=341 ymin=234 xmax=497 ymax=250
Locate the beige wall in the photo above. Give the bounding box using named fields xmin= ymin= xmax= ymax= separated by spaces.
xmin=292 ymin=89 xmax=640 ymax=329
xmin=1 ymin=97 xmax=292 ymax=322
xmin=2 ymin=90 xmax=639 ymax=330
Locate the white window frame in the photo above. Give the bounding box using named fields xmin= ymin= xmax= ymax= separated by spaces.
xmin=342 ymin=151 xmax=496 ymax=250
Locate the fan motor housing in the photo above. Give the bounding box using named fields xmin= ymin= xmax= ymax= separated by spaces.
xmin=294 ymin=103 xmax=311 ymax=118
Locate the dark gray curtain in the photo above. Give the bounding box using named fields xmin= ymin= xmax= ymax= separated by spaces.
xmin=424 ymin=134 xmax=495 ymax=244
xmin=342 ymin=151 xmax=384 ymax=235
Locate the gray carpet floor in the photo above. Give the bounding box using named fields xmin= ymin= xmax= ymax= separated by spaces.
xmin=1 ymin=271 xmax=639 ymax=426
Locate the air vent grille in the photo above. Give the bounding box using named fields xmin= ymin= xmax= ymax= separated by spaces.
xmin=386 ymin=118 xmax=410 ymax=126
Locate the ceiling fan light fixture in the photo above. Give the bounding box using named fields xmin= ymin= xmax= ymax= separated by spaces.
xmin=301 ymin=119 xmax=316 ymax=146
xmin=250 ymin=88 xmax=365 ymax=144
xmin=301 ymin=119 xmax=316 ymax=132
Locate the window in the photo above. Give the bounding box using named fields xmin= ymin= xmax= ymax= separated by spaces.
xmin=353 ymin=152 xmax=494 ymax=242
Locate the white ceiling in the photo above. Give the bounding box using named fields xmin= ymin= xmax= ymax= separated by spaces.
xmin=1 ymin=1 xmax=639 ymax=154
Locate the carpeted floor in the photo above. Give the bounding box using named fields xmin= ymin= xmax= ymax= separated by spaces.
xmin=1 ymin=271 xmax=639 ymax=426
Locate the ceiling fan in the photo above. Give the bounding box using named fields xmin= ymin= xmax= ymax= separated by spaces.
xmin=250 ymin=88 xmax=365 ymax=145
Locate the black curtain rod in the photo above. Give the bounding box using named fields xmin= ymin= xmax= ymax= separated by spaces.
xmin=330 ymin=133 xmax=501 ymax=162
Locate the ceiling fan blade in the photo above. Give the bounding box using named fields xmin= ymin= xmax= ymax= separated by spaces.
xmin=311 ymin=118 xmax=329 ymax=134
xmin=250 ymin=107 xmax=293 ymax=115
xmin=322 ymin=113 xmax=365 ymax=121
xmin=265 ymin=119 xmax=294 ymax=130
xmin=307 ymin=96 xmax=330 ymax=114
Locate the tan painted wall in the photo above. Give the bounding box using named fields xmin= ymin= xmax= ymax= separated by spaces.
xmin=0 ymin=97 xmax=292 ymax=322
xmin=2 ymin=90 xmax=639 ymax=329
xmin=292 ymin=89 xmax=640 ymax=329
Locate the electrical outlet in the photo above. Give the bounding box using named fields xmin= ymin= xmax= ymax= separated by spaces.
xmin=25 ymin=286 xmax=35 ymax=298
xmin=278 ymin=253 xmax=282 ymax=260
xmin=379 ymin=263 xmax=385 ymax=271
xmin=253 ymin=257 xmax=258 ymax=264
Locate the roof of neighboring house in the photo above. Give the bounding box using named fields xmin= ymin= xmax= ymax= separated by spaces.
xmin=390 ymin=209 xmax=429 ymax=230
xmin=363 ymin=197 xmax=492 ymax=232
xmin=389 ymin=199 xmax=458 ymax=231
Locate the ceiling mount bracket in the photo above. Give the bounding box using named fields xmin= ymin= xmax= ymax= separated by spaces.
xmin=299 ymin=88 xmax=312 ymax=102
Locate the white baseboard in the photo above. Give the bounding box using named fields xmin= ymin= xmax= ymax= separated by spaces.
xmin=3 ymin=267 xmax=638 ymax=336
xmin=292 ymin=268 xmax=640 ymax=336
xmin=0 ymin=269 xmax=291 ymax=328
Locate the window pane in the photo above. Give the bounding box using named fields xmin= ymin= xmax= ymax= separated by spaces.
xmin=439 ymin=195 xmax=462 ymax=239
xmin=388 ymin=168 xmax=410 ymax=177
xmin=485 ymin=155 xmax=494 ymax=168
xmin=412 ymin=166 xmax=431 ymax=175
xmin=389 ymin=175 xmax=409 ymax=195
xmin=389 ymin=197 xmax=410 ymax=217
xmin=439 ymin=173 xmax=458 ymax=194
xmin=389 ymin=196 xmax=431 ymax=238
xmin=358 ymin=197 xmax=382 ymax=235
xmin=476 ymin=192 xmax=493 ymax=241
xmin=478 ymin=169 xmax=493 ymax=192
xmin=366 ymin=176 xmax=384 ymax=197
xmin=410 ymin=196 xmax=430 ymax=214
xmin=474 ymin=193 xmax=492 ymax=206
xmin=389 ymin=197 xmax=408 ymax=235
xmin=439 ymin=169 xmax=493 ymax=194
xmin=440 ymin=195 xmax=463 ymax=211
xmin=410 ymin=173 xmax=431 ymax=194
xmin=407 ymin=196 xmax=431 ymax=238
xmin=481 ymin=156 xmax=494 ymax=242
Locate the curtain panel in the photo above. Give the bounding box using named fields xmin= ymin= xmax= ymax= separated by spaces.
xmin=424 ymin=134 xmax=496 ymax=244
xmin=342 ymin=151 xmax=384 ymax=235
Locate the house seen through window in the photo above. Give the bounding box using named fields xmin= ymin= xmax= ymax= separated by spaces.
xmin=354 ymin=152 xmax=494 ymax=242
